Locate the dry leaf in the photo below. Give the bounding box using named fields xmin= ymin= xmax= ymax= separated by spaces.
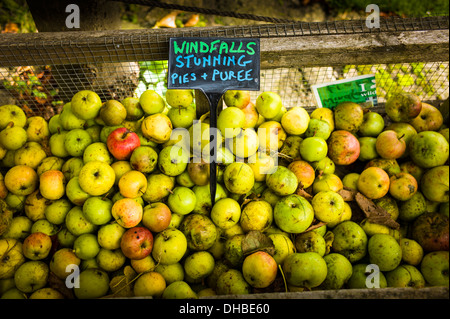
xmin=241 ymin=230 xmax=275 ymax=256
xmin=323 ymin=231 xmax=335 ymax=255
xmin=337 ymin=187 xmax=358 ymax=201
xmin=355 ymin=192 xmax=400 ymax=229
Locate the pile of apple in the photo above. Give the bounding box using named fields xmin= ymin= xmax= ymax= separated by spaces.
xmin=0 ymin=87 xmax=448 ymax=299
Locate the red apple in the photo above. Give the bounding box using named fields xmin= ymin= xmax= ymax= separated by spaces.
xmin=327 ymin=130 xmax=360 ymax=165
xmin=120 ymin=226 xmax=154 ymax=260
xmin=375 ymin=130 xmax=406 ymax=159
xmin=107 ymin=127 xmax=140 ymax=160
xmin=411 ymin=212 xmax=449 ymax=252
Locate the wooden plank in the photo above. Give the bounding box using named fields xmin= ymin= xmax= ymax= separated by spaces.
xmin=0 ymin=18 xmax=448 ymax=68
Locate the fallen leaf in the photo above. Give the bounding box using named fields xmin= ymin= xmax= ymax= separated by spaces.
xmin=241 ymin=230 xmax=275 ymax=256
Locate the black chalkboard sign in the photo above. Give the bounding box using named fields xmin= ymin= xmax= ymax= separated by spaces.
xmin=168 ymin=37 xmax=260 ymax=206
xmin=168 ymin=37 xmax=260 ymax=93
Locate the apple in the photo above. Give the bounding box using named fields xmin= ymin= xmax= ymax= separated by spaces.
xmin=65 ymin=206 xmax=97 ymax=236
xmin=398 ymin=191 xmax=427 ymax=222
xmin=217 ymin=106 xmax=245 ymax=138
xmin=420 ymin=251 xmax=449 ymax=286
xmin=310 ymin=107 xmax=335 ymax=131
xmin=142 ymin=202 xmax=172 ymax=233
xmin=409 ymin=102 xmax=444 ymax=132
xmin=399 ymin=161 xmax=425 ymax=183
xmin=223 ymin=234 xmax=245 ymax=267
xmin=162 ymin=280 xmax=199 ymax=299
xmin=287 ymin=160 xmax=315 ymax=189
xmin=133 ymin=271 xmax=166 ymax=298
xmin=49 ymin=248 xmax=80 ymax=280
xmin=106 ymin=127 xmax=140 ymax=161
xmin=375 ymin=130 xmax=406 ymax=160
xmin=95 ymin=248 xmax=126 ymax=273
xmin=300 ymin=136 xmax=328 ymax=162
xmin=240 ymin=101 xmax=259 ymax=129
xmin=385 ymin=264 xmax=426 ymax=288
xmin=333 ymin=101 xmax=364 ymax=133
xmin=184 ymin=250 xmax=215 ymax=282
xmin=215 ymin=269 xmax=251 ymax=296
xmin=357 ymin=167 xmax=390 ymax=199
xmin=22 ymin=189 xmax=48 ymax=222
xmin=1 ymin=215 xmax=32 ymax=240
xmin=408 ymin=131 xmax=449 ymax=168
xmin=141 ymin=113 xmax=173 ymax=144
xmin=99 ymin=100 xmax=127 ymax=126
xmin=385 ymin=122 xmax=417 ymax=157
xmin=358 ymin=111 xmax=385 ymax=137
xmin=78 ymin=161 xmax=115 ymax=196
xmin=295 ymin=231 xmax=326 ymax=256
xmin=0 ymin=104 xmax=27 ymax=129
xmin=304 ymin=118 xmax=331 ymax=140
xmin=255 ymin=91 xmax=282 ymax=120
xmin=282 ymin=252 xmax=328 ymax=288
xmin=281 ymin=106 xmax=310 ymax=136
xmin=223 ymin=162 xmax=255 ymax=195
xmin=312 ymin=173 xmax=343 ymax=194
xmin=31 ymin=219 xmax=58 ymax=236
xmin=142 ymin=173 xmax=175 ymax=203
xmin=242 ymin=251 xmax=278 ymax=288
xmin=0 ymin=124 xmax=27 ymax=151
xmin=347 ymin=263 xmax=388 ymax=289
xmin=342 ymin=172 xmax=360 ymax=190
xmin=71 ymin=90 xmax=103 ymax=120
xmin=14 ymin=142 xmax=47 ymax=169
xmin=82 ymin=196 xmax=113 ymax=226
xmin=310 ymin=156 xmax=335 ymax=175
xmin=411 ymin=212 xmax=449 ymax=252
xmin=21 ymin=232 xmax=52 ymax=261
xmin=60 ymin=158 xmax=82 ymax=182
xmin=257 ymin=121 xmax=287 ymax=152
xmin=14 ymin=260 xmax=49 ymax=293
xmin=167 ymin=186 xmax=197 ymax=216
xmin=187 ymin=159 xmax=210 ymax=186
xmin=358 ymin=136 xmax=378 ymax=161
xmin=118 ymin=170 xmax=147 ymax=198
xmin=400 ymin=238 xmax=424 ymax=266
xmin=226 ymin=127 xmax=259 ymax=159
xmin=165 ymin=89 xmax=193 ymax=108
xmin=122 ymin=96 xmax=144 ymax=121
xmin=158 ymin=145 xmax=189 ymax=177
xmin=420 ymin=165 xmax=449 ymax=203
xmin=327 ymin=130 xmax=360 ymax=165
xmin=73 ymin=268 xmax=110 ymax=299
xmin=59 ymin=103 xmax=86 ymax=131
xmin=0 ymin=238 xmax=25 ymax=279
xmin=97 ymin=223 xmax=126 ymax=250
xmin=331 ymin=221 xmax=368 ymax=263
xmin=266 ymin=233 xmax=295 ymax=265
xmin=385 ymin=92 xmax=422 ymax=122
xmin=388 ymin=172 xmax=418 ymax=201
xmin=120 ymin=226 xmax=153 ymax=260
xmin=180 ymin=213 xmax=217 ymax=251
xmin=240 ymin=200 xmax=273 ymax=232
xmin=48 ymin=114 xmax=63 ymax=134
xmin=36 ymin=156 xmax=65 ymax=176
xmin=65 ymin=176 xmax=91 ymax=206
xmin=365 ymin=158 xmax=401 ymax=177
xmin=319 ymin=253 xmax=353 ymax=290
xmin=167 ymin=104 xmax=196 ymax=129
xmin=56 ymin=227 xmax=76 ymax=248
xmin=224 ymin=90 xmax=251 ymax=108
xmin=152 ymin=228 xmax=187 ymax=264
xmin=111 ymin=198 xmax=143 ymax=228
xmin=368 ymin=234 xmax=402 ymax=272
xmin=39 ymin=169 xmax=65 ymax=200
xmin=210 ymin=198 xmax=241 ymax=230
xmin=63 ymin=129 xmax=92 ymax=158
xmin=274 ymin=194 xmax=314 ymax=233
xmin=129 ymin=145 xmax=158 ymax=174
xmin=248 ymin=151 xmax=276 ymax=183
xmin=73 ymin=233 xmax=101 ymax=260
xmin=4 ymin=164 xmax=38 ymax=196
xmin=311 ymin=191 xmax=345 ymax=225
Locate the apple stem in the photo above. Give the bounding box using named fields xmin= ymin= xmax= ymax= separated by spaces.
xmin=398 ymin=133 xmax=405 ymax=140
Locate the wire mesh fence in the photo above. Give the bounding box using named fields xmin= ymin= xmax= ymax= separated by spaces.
xmin=0 ymin=16 xmax=448 ymax=119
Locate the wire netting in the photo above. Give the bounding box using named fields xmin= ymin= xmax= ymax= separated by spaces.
xmin=0 ymin=16 xmax=448 ymax=119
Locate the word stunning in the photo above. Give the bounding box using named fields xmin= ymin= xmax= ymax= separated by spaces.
xmin=168 ymin=38 xmax=260 ymax=90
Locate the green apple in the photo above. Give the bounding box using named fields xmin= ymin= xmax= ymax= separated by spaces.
xmin=211 ymin=198 xmax=241 ymax=230
xmin=180 ymin=213 xmax=217 ymax=251
xmin=167 ymin=104 xmax=196 ymax=129
xmin=420 ymin=251 xmax=449 ymax=286
xmin=358 ymin=111 xmax=385 ymax=137
xmin=0 ymin=215 xmax=32 ymax=240
xmin=224 ymin=234 xmax=245 ymax=267
xmin=158 ymin=145 xmax=189 ymax=176
xmin=420 ymin=165 xmax=449 ymax=203
xmin=83 ymin=142 xmax=113 ymax=165
xmin=223 ymin=162 xmax=255 ymax=195
xmin=59 ymin=103 xmax=86 ymax=130
xmin=65 ymin=176 xmax=91 ymax=206
xmin=282 ymin=252 xmax=328 ymax=288
xmin=78 ymin=161 xmax=115 ymax=196
xmin=281 ymin=106 xmax=310 ymax=136
xmin=129 ymin=145 xmax=158 ymax=174
xmin=332 ymin=221 xmax=368 ymax=263
xmin=165 ymin=89 xmax=193 ymax=108
xmin=56 ymin=227 xmax=77 ymax=248
xmin=184 ymin=251 xmax=215 ymax=282
xmin=152 ymin=228 xmax=187 ymax=265
xmin=31 ymin=219 xmax=58 ymax=236
xmin=82 ymin=196 xmax=113 ymax=225
xmin=48 ymin=114 xmax=63 ymax=134
xmin=398 ymin=191 xmax=427 ymax=222
xmin=73 ymin=233 xmax=100 ymax=261
xmin=217 ymin=106 xmax=245 ymax=138
xmin=49 ymin=130 xmax=70 ymax=158
xmin=71 ymin=90 xmax=103 ymax=120
xmin=97 ymin=223 xmax=126 ymax=250
xmin=274 ymin=194 xmax=314 ymax=233
xmin=61 ymin=157 xmax=84 ymax=181
xmin=215 ymin=269 xmax=251 ymax=296
xmin=342 ymin=173 xmax=360 ymax=190
xmin=14 ymin=261 xmax=48 ymax=294
xmin=65 ymin=206 xmax=97 ymax=236
xmin=300 ymin=136 xmax=328 ymax=162
xmin=318 ymin=253 xmax=353 ymax=290
xmin=223 ymin=90 xmax=251 ymax=108
xmin=304 ymin=118 xmax=331 ymax=140
xmin=0 ymin=104 xmax=27 ymax=129
xmin=0 ymin=238 xmax=25 ymax=279
xmin=347 ymin=263 xmax=388 ymax=289
xmin=99 ymin=100 xmax=127 ymax=126
xmin=358 ymin=136 xmax=379 ymax=161
xmin=310 ymin=156 xmax=335 ymax=175
xmin=192 ymin=183 xmax=227 ymax=215
xmin=409 ymin=131 xmax=449 ymax=168
xmin=266 ymin=165 xmax=298 ymax=196
xmin=155 ymin=263 xmax=185 ymax=285
xmin=64 ymin=129 xmax=93 ymax=158
xmin=0 ymin=125 xmax=27 ymax=151
xmin=36 ymin=156 xmax=65 ymax=176
xmin=44 ymin=198 xmax=72 ymax=225
xmin=162 ymin=280 xmax=198 ymax=299
xmin=167 ymin=186 xmax=196 ymax=216
xmin=25 ymin=116 xmax=50 ymax=142
xmin=255 ymin=91 xmax=282 ymax=120
xmin=122 ymin=97 xmax=144 ymax=121
xmin=1 ymin=288 xmax=27 ymax=299
xmin=74 ymin=268 xmax=110 ymax=299
xmin=142 ymin=173 xmax=175 ymax=203
xmin=268 ymin=233 xmax=295 ymax=265
xmin=294 ymin=231 xmax=326 ymax=256
xmin=368 ymin=233 xmax=402 ymax=272
xmin=386 ymin=264 xmax=426 ymax=288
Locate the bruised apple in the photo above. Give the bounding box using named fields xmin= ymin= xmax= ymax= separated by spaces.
xmin=411 ymin=212 xmax=449 ymax=252
xmin=327 ymin=130 xmax=360 ymax=165
xmin=385 ymin=92 xmax=422 ymax=122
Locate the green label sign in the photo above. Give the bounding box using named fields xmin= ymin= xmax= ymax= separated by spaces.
xmin=312 ymin=74 xmax=377 ymax=109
